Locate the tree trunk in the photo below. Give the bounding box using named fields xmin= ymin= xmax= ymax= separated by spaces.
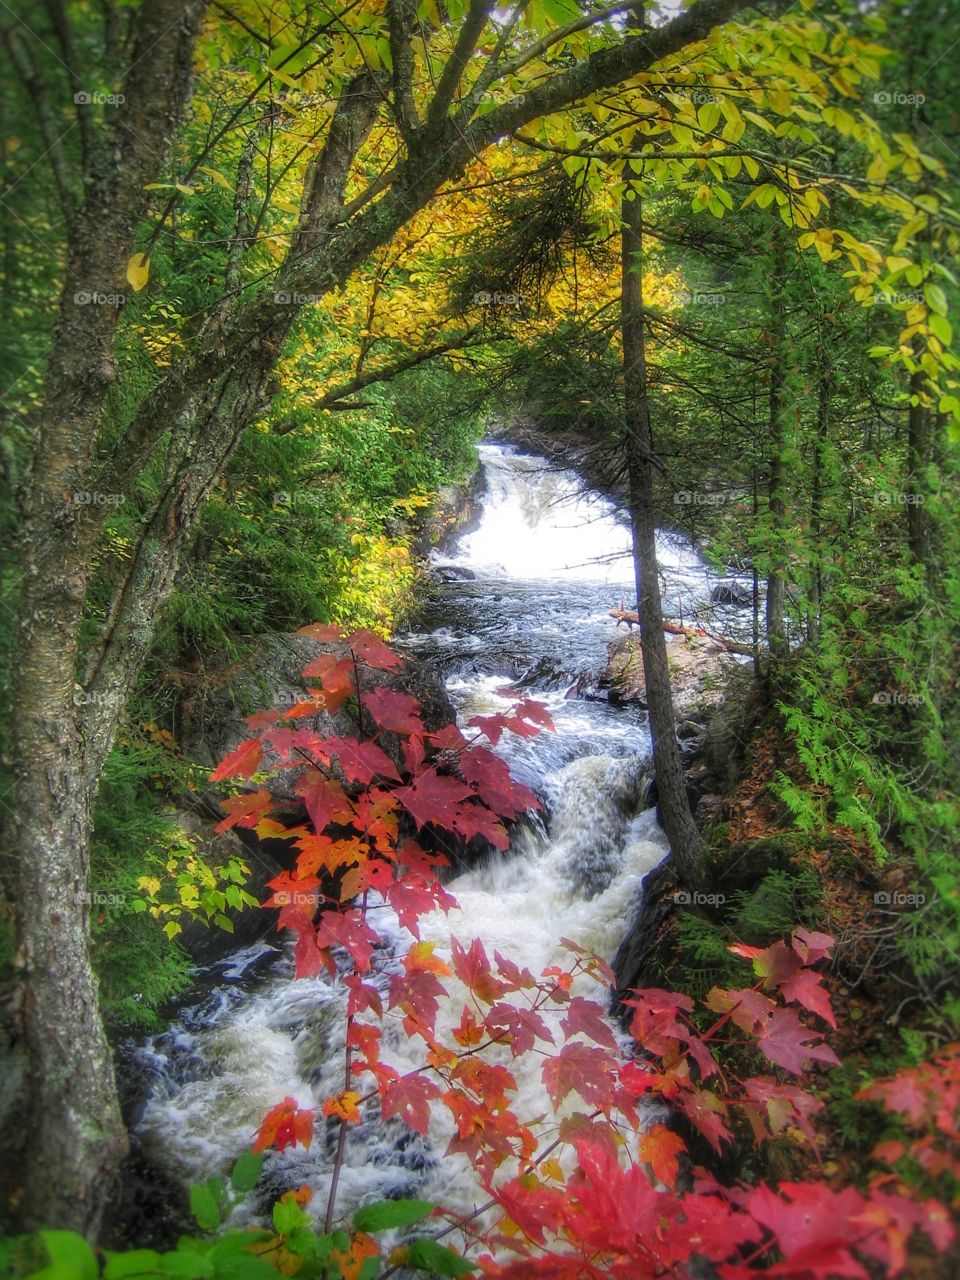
xmin=765 ymin=228 xmax=789 ymax=663
xmin=807 ymin=358 xmax=831 ymax=646
xmin=620 ymin=187 xmax=704 ymax=889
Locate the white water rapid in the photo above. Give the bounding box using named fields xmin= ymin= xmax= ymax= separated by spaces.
xmin=126 ymin=442 xmax=738 ymax=1244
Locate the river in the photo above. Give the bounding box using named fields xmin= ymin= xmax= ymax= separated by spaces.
xmin=124 ymin=441 xmax=732 ymax=1241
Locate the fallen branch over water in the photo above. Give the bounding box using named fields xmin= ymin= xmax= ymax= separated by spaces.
xmin=609 ymin=607 xmax=756 ymax=657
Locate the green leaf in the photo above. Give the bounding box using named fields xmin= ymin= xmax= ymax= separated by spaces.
xmin=924 ymin=282 xmax=948 ymax=316
xmin=157 ymin=1252 xmax=215 ymax=1279
xmin=190 ymin=1183 xmax=222 ymax=1232
xmin=210 ymin=1257 xmax=277 ymax=1280
xmin=273 ymin=1197 xmax=309 ymax=1236
xmin=407 ymin=1239 xmax=478 ymax=1275
xmin=104 ymin=1251 xmax=163 ymax=1278
xmin=354 ymin=1199 xmax=435 ymax=1233
xmin=38 ymin=1233 xmax=97 ymax=1280
xmin=230 ymin=1151 xmax=264 ymax=1194
xmin=929 ymin=313 xmax=953 ymax=346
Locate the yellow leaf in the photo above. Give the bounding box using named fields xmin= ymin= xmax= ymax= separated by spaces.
xmin=126 ymin=253 xmax=150 ymax=292
xmin=200 ymin=166 xmax=233 ymax=191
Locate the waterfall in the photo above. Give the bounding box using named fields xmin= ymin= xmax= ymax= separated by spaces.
xmin=129 ymin=441 xmax=730 ymax=1233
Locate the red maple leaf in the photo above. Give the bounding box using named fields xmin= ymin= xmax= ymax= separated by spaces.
xmin=450 ymin=799 xmax=509 ymax=850
xmin=676 ymin=1087 xmax=731 ymax=1152
xmin=542 ymin=1042 xmax=620 ymax=1111
xmin=300 ymin=653 xmax=356 ymax=712
xmin=315 ymin=908 xmax=380 ymax=972
xmin=792 ymin=927 xmax=835 ymax=964
xmin=637 ymin=1123 xmax=686 ymax=1187
xmin=214 ymin=788 xmax=273 ymax=832
xmin=389 ymin=965 xmax=448 ymax=1038
xmin=485 ymin=1002 xmax=554 ymax=1057
xmin=396 ymin=771 xmax=474 ymax=829
xmin=428 ymin=723 xmax=469 ymax=751
xmin=321 ymin=737 xmax=401 ymax=784
xmin=459 ymin=745 xmax=539 ymax=819
xmin=494 ymin=951 xmax=537 ymax=990
xmin=561 ymin=996 xmax=620 ymax=1052
xmin=347 ymin=629 xmax=403 ymax=671
xmin=705 ymin=986 xmax=778 ymax=1034
xmin=757 ymin=1007 xmax=840 ymax=1075
xmin=386 ymin=873 xmax=456 ymax=937
xmin=210 ymin=737 xmax=263 ymax=782
xmin=780 ymin=967 xmax=836 ymax=1028
xmin=296 ymin=769 xmax=352 ymax=834
xmin=360 ymin=687 xmax=423 ymax=735
xmin=451 ymin=937 xmax=508 ymax=1004
xmin=381 ymin=1073 xmax=440 ymax=1136
xmin=253 ymin=1097 xmax=314 ymax=1153
xmin=742 ymin=1076 xmax=824 ymax=1147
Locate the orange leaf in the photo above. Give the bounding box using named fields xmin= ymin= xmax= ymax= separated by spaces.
xmin=253 ymin=1097 xmax=314 ymax=1152
xmin=331 ymin=1232 xmax=379 ymax=1280
xmin=322 ymin=1090 xmax=363 ymax=1124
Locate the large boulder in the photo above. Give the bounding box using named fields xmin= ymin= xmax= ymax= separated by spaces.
xmin=710 ymin=581 xmax=752 ymax=607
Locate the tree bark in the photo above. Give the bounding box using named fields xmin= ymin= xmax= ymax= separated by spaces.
xmin=765 ymin=226 xmax=789 ymax=663
xmin=4 ymin=0 xmax=205 ymax=1234
xmin=620 ymin=187 xmax=704 ymax=888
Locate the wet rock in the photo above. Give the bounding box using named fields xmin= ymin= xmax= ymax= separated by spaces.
xmin=611 ymin=860 xmax=679 ymax=1011
xmin=414 ymin=468 xmax=487 ymax=556
xmin=710 ymin=581 xmax=752 ymax=607
xmin=678 ymin=719 xmax=706 ymax=740
xmin=603 ymin=633 xmax=739 ymax=719
xmin=694 ymin=793 xmax=725 ymax=828
xmin=435 ymin=564 xmax=476 ymax=581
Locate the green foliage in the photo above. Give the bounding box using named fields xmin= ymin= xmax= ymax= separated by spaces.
xmin=670 ymin=863 xmax=823 ymax=998
xmin=86 ymin=740 xmax=204 ymax=1028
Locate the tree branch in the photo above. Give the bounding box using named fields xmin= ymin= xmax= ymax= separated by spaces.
xmin=2 ymin=27 xmax=76 ymax=221
xmin=276 ymin=328 xmax=482 ymax=434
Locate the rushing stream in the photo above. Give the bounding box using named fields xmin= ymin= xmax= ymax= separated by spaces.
xmin=125 ymin=442 xmax=732 ymax=1239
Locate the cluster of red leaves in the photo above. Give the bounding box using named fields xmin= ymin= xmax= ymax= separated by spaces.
xmin=214 ymin=628 xmax=958 ymax=1279
xmin=858 ymin=1042 xmax=960 ymax=1203
xmin=253 ymin=1096 xmax=314 ymax=1154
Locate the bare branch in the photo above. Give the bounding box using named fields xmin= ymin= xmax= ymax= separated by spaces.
xmin=2 ymin=27 xmax=76 ymax=220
